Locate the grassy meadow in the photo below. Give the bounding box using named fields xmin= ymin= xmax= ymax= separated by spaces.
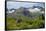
xmin=6 ymin=15 xmax=45 ymax=30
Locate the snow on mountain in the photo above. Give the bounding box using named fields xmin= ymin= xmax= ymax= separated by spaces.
xmin=28 ymin=8 xmax=41 ymax=13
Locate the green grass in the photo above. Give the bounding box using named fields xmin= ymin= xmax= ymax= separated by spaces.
xmin=6 ymin=15 xmax=45 ymax=30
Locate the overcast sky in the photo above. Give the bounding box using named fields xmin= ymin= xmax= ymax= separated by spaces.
xmin=7 ymin=1 xmax=45 ymax=9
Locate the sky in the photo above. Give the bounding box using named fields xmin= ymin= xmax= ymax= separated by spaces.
xmin=7 ymin=1 xmax=45 ymax=9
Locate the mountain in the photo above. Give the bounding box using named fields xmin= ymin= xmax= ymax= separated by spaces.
xmin=33 ymin=6 xmax=43 ymax=9
xmin=6 ymin=7 xmax=44 ymax=19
